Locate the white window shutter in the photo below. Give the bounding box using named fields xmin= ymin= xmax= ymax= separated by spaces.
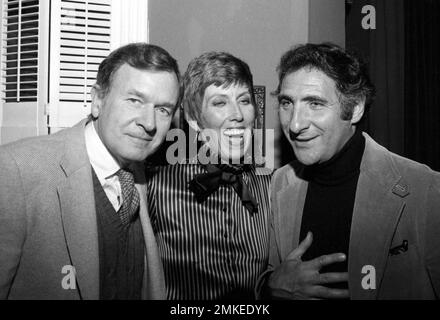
xmin=2 ymin=0 xmax=39 ymax=102
xmin=1 ymin=0 xmax=149 ymax=143
xmin=1 ymin=0 xmax=49 ymax=144
xmin=47 ymin=0 xmax=111 ymax=131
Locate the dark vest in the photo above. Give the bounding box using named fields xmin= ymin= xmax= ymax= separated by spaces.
xmin=92 ymin=168 xmax=145 ymax=300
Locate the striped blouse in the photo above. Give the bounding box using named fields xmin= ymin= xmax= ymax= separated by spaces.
xmin=146 ymin=164 xmax=272 ymax=300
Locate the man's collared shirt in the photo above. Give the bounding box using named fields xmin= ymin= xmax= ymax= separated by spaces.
xmin=146 ymin=163 xmax=272 ymax=300
xmin=85 ymin=120 xmax=145 ymax=300
xmin=84 ymin=121 xmax=122 ymax=211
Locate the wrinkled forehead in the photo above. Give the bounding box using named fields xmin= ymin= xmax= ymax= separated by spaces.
xmin=281 ymin=67 xmax=338 ymax=97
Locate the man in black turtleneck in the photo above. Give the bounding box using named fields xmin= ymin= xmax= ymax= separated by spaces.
xmin=299 ymin=128 xmax=364 ymax=287
xmin=262 ymin=43 xmax=440 ymax=300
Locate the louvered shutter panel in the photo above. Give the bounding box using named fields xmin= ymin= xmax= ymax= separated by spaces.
xmin=2 ymin=0 xmax=39 ymax=102
xmin=1 ymin=0 xmax=148 ymax=143
xmin=1 ymin=0 xmax=48 ymax=144
xmin=48 ymin=0 xmax=111 ymax=130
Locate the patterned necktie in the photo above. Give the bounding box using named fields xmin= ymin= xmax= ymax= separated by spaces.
xmin=116 ymin=168 xmax=140 ymax=226
xmin=188 ymin=163 xmax=259 ymax=214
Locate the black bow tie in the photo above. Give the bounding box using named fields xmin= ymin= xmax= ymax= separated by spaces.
xmin=188 ymin=164 xmax=259 ymax=214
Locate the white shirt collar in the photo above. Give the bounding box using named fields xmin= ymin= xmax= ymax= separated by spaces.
xmin=85 ymin=121 xmax=120 ymax=184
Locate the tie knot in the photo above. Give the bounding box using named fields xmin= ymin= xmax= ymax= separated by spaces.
xmin=116 ymin=168 xmax=135 ymax=185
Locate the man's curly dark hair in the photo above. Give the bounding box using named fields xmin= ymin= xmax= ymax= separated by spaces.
xmin=274 ymin=42 xmax=375 ymax=120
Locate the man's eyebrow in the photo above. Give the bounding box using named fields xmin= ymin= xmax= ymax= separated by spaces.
xmin=277 ymin=94 xmax=293 ymax=103
xmin=156 ymin=102 xmax=176 ymax=109
xmin=301 ymin=95 xmax=329 ymax=104
xmin=127 ymin=89 xmax=148 ymax=99
xmin=127 ymin=89 xmax=176 ymax=108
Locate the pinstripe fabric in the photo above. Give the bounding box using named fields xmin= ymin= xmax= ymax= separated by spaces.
xmin=146 ymin=164 xmax=271 ymax=300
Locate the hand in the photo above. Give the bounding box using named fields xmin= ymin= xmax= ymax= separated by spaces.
xmin=267 ymin=232 xmax=349 ymax=300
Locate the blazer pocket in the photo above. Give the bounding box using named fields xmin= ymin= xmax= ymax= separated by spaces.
xmin=380 ymin=242 xmax=424 ymax=298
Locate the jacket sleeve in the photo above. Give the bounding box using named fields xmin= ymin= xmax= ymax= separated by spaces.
xmin=255 ymin=169 xmax=282 ymax=299
xmin=425 ymin=173 xmax=440 ymax=299
xmin=0 ymin=148 xmax=27 ymax=299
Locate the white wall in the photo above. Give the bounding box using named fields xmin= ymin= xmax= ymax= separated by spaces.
xmin=309 ymin=0 xmax=345 ymax=47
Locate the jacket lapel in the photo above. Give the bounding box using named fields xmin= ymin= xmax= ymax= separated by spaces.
xmin=132 ymin=164 xmax=166 ymax=300
xmin=349 ymin=134 xmax=407 ymax=299
xmin=275 ymin=164 xmax=308 ymax=259
xmin=58 ymin=120 xmax=99 ymax=300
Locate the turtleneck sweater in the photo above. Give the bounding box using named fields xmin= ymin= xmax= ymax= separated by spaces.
xmin=299 ymin=129 xmax=365 ymax=290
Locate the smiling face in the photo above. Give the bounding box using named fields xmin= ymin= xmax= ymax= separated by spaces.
xmin=91 ymin=63 xmax=179 ymax=167
xmin=197 ymin=83 xmax=255 ymax=162
xmin=278 ymin=68 xmax=364 ymax=165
